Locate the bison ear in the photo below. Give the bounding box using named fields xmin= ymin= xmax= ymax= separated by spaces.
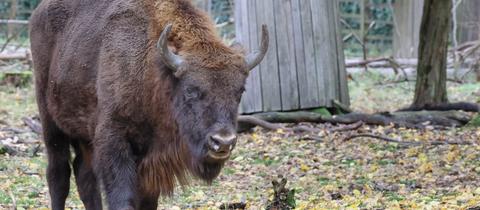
xmin=157 ymin=24 xmax=184 ymax=72
xmin=229 ymin=41 xmax=244 ymax=52
xmin=230 ymin=40 xmax=243 ymax=50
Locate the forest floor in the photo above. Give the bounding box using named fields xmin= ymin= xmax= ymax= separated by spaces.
xmin=0 ymin=72 xmax=480 ymax=209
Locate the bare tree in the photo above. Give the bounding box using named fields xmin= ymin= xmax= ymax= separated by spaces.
xmin=411 ymin=0 xmax=452 ymax=109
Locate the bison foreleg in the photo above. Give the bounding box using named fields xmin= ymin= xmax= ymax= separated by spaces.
xmin=42 ymin=118 xmax=72 ymax=210
xmin=136 ymin=192 xmax=160 ymax=210
xmin=72 ymin=143 xmax=103 ymax=210
xmin=93 ymin=123 xmax=138 ymax=210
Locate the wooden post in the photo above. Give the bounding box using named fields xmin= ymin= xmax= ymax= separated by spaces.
xmin=8 ymin=0 xmax=18 ymax=39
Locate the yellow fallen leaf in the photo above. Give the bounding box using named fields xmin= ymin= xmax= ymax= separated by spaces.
xmin=406 ymin=147 xmax=419 ymax=157
xmin=418 ymin=153 xmax=428 ymax=163
xmin=300 ymin=164 xmax=310 ymax=172
xmin=353 ymin=189 xmax=362 ymax=197
xmin=419 ymin=162 xmax=433 ymax=173
xmin=445 ymin=150 xmax=459 ymax=163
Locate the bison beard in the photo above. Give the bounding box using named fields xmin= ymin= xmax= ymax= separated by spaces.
xmin=29 ymin=0 xmax=268 ymax=209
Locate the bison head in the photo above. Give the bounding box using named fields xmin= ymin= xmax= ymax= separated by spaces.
xmin=157 ymin=24 xmax=269 ymax=181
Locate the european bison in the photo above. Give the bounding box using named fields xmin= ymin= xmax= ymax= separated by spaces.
xmin=29 ymin=0 xmax=268 ymax=209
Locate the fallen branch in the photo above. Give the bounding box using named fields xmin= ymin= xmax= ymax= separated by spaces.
xmin=8 ymin=189 xmax=16 ymax=210
xmin=237 ymin=115 xmax=356 ymax=134
xmin=329 ymin=121 xmax=364 ymax=132
xmin=0 ymin=53 xmax=29 ymax=61
xmin=398 ymin=102 xmax=479 ymax=113
xmin=22 ymin=117 xmax=42 ymax=134
xmin=345 ymin=57 xmax=391 ymax=68
xmin=346 ymin=58 xmax=418 ymax=68
xmin=0 ymin=19 xmax=29 ymax=25
xmin=256 ymin=111 xmax=468 ymax=127
xmin=238 ymin=115 xmax=283 ymax=131
xmin=344 ymin=133 xmax=473 ymax=146
xmin=346 ymin=57 xmax=479 ymax=70
xmin=0 ymin=127 xmax=29 ymax=134
xmin=238 ymin=115 xmax=365 ymax=136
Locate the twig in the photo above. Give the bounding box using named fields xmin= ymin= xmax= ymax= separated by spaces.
xmin=329 ymin=121 xmax=364 ymax=132
xmin=0 ymin=127 xmax=29 ymax=134
xmin=296 ymin=122 xmax=362 ymax=140
xmin=344 ymin=133 xmax=472 ymax=146
xmin=291 ymin=125 xmax=320 ymax=133
xmin=238 ymin=115 xmax=283 ymax=131
xmin=8 ymin=189 xmax=16 ymax=210
xmin=22 ymin=117 xmax=42 ymax=134
xmin=300 ymin=135 xmax=323 ymax=142
xmin=398 ymin=102 xmax=479 ymax=112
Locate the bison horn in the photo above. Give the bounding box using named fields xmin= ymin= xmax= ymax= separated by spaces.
xmin=157 ymin=24 xmax=184 ymax=71
xmin=246 ymin=24 xmax=269 ymax=71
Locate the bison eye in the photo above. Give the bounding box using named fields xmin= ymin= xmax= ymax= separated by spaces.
xmin=185 ymin=87 xmax=200 ymax=100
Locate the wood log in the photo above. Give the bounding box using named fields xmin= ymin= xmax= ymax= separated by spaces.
xmin=0 ymin=53 xmax=28 ymax=61
xmin=398 ymin=102 xmax=479 ymax=113
xmin=238 ymin=110 xmax=473 ymax=132
xmin=346 ymin=58 xmax=418 ymax=68
xmin=0 ymin=19 xmax=28 ymax=25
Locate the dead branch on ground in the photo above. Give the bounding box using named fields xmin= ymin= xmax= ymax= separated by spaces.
xmin=398 ymin=102 xmax=479 ymax=113
xmin=344 ymin=133 xmax=473 ymax=146
xmin=239 ymin=110 xmax=472 ymax=130
xmin=22 ymin=117 xmax=42 ymax=134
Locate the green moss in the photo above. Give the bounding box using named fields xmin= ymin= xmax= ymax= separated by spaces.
xmin=310 ymin=107 xmax=332 ymax=117
xmin=467 ymin=114 xmax=480 ymax=127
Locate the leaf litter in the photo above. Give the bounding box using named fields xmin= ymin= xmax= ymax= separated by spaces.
xmin=0 ymin=75 xmax=479 ymax=209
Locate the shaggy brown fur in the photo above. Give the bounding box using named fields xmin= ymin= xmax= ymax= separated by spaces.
xmin=29 ymin=0 xmax=258 ymax=209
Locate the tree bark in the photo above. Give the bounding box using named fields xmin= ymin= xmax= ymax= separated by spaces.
xmin=411 ymin=0 xmax=452 ymax=108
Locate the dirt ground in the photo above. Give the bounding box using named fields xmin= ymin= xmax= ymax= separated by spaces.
xmin=1 ymin=72 xmax=479 ymax=209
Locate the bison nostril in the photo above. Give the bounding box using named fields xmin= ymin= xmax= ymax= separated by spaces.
xmin=208 ymin=137 xmax=221 ymax=151
xmin=209 ymin=133 xmax=237 ymax=152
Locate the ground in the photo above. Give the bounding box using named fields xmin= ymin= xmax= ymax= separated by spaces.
xmin=0 ymin=72 xmax=480 ymax=209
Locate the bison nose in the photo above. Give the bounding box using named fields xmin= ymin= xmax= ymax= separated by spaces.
xmin=208 ymin=133 xmax=237 ymax=153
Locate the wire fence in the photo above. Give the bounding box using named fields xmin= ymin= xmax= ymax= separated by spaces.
xmin=0 ymin=0 xmax=428 ymax=59
xmin=339 ymin=0 xmax=395 ymax=57
xmin=0 ymin=0 xmax=479 ymax=59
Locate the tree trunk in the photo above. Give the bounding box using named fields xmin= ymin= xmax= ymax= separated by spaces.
xmin=411 ymin=0 xmax=452 ymax=108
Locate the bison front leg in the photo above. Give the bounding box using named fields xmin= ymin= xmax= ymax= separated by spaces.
xmin=137 ymin=192 xmax=160 ymax=210
xmin=42 ymin=118 xmax=72 ymax=210
xmin=93 ymin=121 xmax=138 ymax=210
